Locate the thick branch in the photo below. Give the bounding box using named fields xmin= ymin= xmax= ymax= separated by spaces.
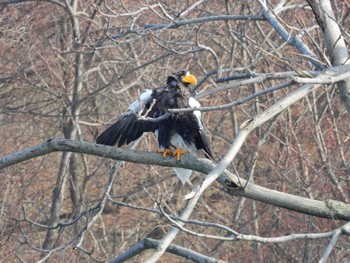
xmin=292 ymin=68 xmax=350 ymax=84
xmin=307 ymin=0 xmax=350 ymax=112
xmin=1 ymin=138 xmax=350 ymax=221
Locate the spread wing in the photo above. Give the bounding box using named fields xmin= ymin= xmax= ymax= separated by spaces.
xmin=96 ymin=89 xmax=159 ymax=146
xmin=189 ymin=97 xmax=213 ymax=159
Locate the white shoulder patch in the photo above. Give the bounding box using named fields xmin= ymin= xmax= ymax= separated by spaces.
xmin=189 ymin=97 xmax=201 ymax=108
xmin=127 ymin=89 xmax=153 ymax=114
xmin=188 ymin=97 xmax=203 ymax=130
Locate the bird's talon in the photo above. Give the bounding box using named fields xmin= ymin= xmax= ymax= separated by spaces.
xmin=159 ymin=148 xmax=171 ymax=157
xmin=173 ymin=149 xmax=188 ymax=161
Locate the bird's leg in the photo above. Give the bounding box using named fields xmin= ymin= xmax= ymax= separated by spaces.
xmin=173 ymin=148 xmax=188 ymax=161
xmin=159 ymin=148 xmax=171 ymax=157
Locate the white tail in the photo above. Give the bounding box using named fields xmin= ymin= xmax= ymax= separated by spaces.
xmin=173 ymin=167 xmax=193 ymax=184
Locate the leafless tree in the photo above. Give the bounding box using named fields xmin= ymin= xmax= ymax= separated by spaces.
xmin=1 ymin=0 xmax=350 ymax=262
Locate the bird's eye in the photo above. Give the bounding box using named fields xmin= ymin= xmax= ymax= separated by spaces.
xmin=173 ymin=70 xmax=186 ymax=77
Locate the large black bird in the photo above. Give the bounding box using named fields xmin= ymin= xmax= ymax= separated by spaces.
xmin=96 ymin=70 xmax=213 ymax=183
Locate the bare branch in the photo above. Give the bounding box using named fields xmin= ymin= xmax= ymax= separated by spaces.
xmin=143 ymin=15 xmax=266 ymax=29
xmin=1 ymin=138 xmax=350 ymax=220
xmin=292 ymin=63 xmax=350 ymax=84
xmin=319 ymin=222 xmax=350 ymax=263
xmin=112 ymin=199 xmax=350 ymax=243
xmin=257 ymin=0 xmax=325 ymax=69
xmin=307 ymin=0 xmax=350 ymax=112
xmin=110 ymin=238 xmax=223 ymax=263
xmin=0 ymin=0 xmax=65 ymax=8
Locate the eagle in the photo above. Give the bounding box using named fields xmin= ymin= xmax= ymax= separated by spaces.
xmin=96 ymin=70 xmax=213 ymax=183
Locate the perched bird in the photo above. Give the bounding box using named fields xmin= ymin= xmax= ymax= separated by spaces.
xmin=96 ymin=70 xmax=213 ymax=183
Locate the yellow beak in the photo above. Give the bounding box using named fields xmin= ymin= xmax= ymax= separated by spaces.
xmin=182 ymin=74 xmax=197 ymax=86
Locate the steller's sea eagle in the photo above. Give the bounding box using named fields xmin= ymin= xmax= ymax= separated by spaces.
xmin=96 ymin=70 xmax=213 ymax=183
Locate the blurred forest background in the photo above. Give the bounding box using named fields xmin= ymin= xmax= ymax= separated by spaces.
xmin=1 ymin=0 xmax=350 ymax=262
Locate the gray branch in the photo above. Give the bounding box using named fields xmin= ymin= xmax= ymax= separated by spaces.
xmin=1 ymin=138 xmax=350 ymax=221
xmin=109 ymin=238 xmax=223 ymax=263
xmin=143 ymin=15 xmax=265 ymax=29
xmin=258 ymin=0 xmax=325 ymax=70
xmin=108 ymin=15 xmax=265 ymax=41
xmin=292 ymin=66 xmax=350 ymax=84
xmin=319 ymin=222 xmax=350 ymax=263
xmin=112 ymin=200 xmax=348 ymax=243
xmin=307 ymin=0 xmax=350 ymax=112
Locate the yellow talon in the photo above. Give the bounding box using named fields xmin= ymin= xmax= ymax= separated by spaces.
xmin=173 ymin=148 xmax=188 ymax=161
xmin=159 ymin=148 xmax=171 ymax=157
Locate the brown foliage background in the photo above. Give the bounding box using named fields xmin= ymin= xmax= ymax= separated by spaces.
xmin=0 ymin=0 xmax=350 ymax=262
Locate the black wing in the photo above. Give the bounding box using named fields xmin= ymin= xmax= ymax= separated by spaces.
xmin=195 ymin=130 xmax=213 ymax=159
xmin=96 ymin=114 xmax=158 ymax=146
xmin=188 ymin=97 xmax=213 ymax=159
xmin=96 ymin=89 xmax=159 ymax=146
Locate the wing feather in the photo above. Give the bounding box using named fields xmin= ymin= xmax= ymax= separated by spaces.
xmin=188 ymin=97 xmax=213 ymax=159
xmin=96 ymin=89 xmax=158 ymax=146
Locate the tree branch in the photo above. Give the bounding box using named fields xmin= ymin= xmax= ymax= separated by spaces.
xmin=1 ymin=138 xmax=350 ymax=221
xmin=105 ymin=15 xmax=265 ymax=42
xmin=319 ymin=222 xmax=350 ymax=263
xmin=111 ymin=199 xmax=349 ymax=243
xmin=257 ymin=0 xmax=325 ymax=70
xmin=307 ymin=0 xmax=350 ymax=112
xmin=110 ymin=238 xmax=223 ymax=263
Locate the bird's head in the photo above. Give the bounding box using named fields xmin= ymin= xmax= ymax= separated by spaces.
xmin=173 ymin=70 xmax=197 ymax=87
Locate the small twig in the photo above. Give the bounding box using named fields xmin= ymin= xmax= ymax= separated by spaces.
xmin=137 ymin=112 xmax=171 ymax=122
xmin=157 ymin=203 xmax=238 ymax=241
xmin=178 ymin=0 xmax=206 ymax=18
xmin=139 ymin=99 xmax=156 ymax=118
xmin=109 ymin=199 xmax=239 ymax=236
xmin=170 ymin=81 xmax=294 ymax=113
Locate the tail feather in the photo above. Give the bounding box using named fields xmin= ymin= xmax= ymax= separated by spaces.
xmin=174 ymin=167 xmax=193 ymax=184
